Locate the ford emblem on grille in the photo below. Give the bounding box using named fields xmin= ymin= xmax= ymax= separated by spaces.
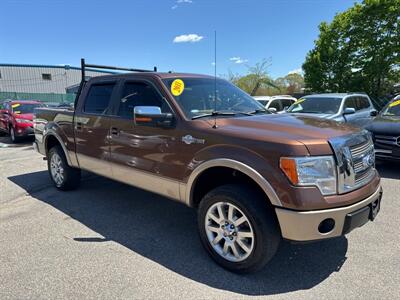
xmin=362 ymin=152 xmax=375 ymax=170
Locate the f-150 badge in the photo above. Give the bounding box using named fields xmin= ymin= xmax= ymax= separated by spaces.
xmin=182 ymin=135 xmax=205 ymax=145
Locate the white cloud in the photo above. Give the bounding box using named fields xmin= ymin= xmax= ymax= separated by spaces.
xmin=288 ymin=68 xmax=303 ymax=75
xmin=172 ymin=0 xmax=193 ymax=9
xmin=229 ymin=57 xmax=248 ymax=64
xmin=173 ymin=34 xmax=204 ymax=43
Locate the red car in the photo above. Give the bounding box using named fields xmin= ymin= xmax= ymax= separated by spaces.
xmin=0 ymin=100 xmax=43 ymax=142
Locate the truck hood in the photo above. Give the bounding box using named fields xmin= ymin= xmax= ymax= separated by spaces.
xmin=14 ymin=113 xmax=34 ymax=121
xmin=366 ymin=115 xmax=400 ymax=135
xmin=288 ymin=112 xmax=335 ymax=119
xmin=211 ymin=114 xmax=359 ymax=155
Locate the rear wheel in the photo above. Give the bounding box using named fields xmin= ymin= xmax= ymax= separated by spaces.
xmin=48 ymin=145 xmax=81 ymax=190
xmin=198 ymin=184 xmax=281 ymax=273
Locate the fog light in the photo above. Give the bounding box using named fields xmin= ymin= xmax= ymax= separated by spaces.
xmin=17 ymin=129 xmax=22 ymax=133
xmin=318 ymin=218 xmax=335 ymax=234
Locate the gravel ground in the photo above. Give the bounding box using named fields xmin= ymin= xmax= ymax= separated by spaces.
xmin=1 ymin=136 xmax=399 ymax=300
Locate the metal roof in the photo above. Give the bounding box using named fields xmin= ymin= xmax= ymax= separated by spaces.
xmin=0 ymin=63 xmax=115 ymax=74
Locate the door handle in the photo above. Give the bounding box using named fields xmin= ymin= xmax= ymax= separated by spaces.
xmin=110 ymin=127 xmax=119 ymax=135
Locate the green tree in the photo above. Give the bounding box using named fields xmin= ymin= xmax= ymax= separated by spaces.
xmin=230 ymin=59 xmax=280 ymax=95
xmin=303 ymin=0 xmax=400 ymax=99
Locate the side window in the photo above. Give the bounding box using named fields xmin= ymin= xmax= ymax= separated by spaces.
xmin=118 ymin=82 xmax=170 ymax=118
xmin=358 ymin=97 xmax=370 ymax=110
xmin=281 ymin=99 xmax=294 ymax=110
xmin=84 ymin=83 xmax=115 ymax=114
xmin=344 ymin=97 xmax=356 ymax=110
xmin=269 ymin=99 xmax=282 ymax=111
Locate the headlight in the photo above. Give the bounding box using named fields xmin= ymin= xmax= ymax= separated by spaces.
xmin=15 ymin=119 xmax=32 ymax=124
xmin=280 ymin=156 xmax=337 ymax=195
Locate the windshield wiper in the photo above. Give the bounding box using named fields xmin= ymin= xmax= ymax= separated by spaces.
xmin=192 ymin=111 xmax=236 ymax=120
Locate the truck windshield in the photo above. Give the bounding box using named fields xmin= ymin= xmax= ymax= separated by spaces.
xmin=287 ymin=97 xmax=342 ymax=114
xmin=162 ymin=78 xmax=267 ymax=119
xmin=12 ymin=103 xmax=42 ymax=114
xmin=381 ymin=100 xmax=400 ymax=116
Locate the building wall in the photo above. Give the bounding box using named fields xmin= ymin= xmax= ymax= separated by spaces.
xmin=0 ymin=64 xmax=112 ymax=94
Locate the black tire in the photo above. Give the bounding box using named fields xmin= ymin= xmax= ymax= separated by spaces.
xmin=9 ymin=126 xmax=19 ymax=143
xmin=47 ymin=145 xmax=81 ymax=190
xmin=198 ymin=184 xmax=281 ymax=273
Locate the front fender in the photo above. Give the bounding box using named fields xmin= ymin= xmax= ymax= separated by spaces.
xmin=184 ymin=145 xmax=282 ymax=207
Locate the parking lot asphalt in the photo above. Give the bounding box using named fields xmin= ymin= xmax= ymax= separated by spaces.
xmin=1 ymin=136 xmax=399 ymax=300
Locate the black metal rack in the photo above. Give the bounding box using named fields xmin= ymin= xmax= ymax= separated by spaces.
xmin=80 ymin=58 xmax=157 ymax=82
xmin=74 ymin=58 xmax=157 ymax=106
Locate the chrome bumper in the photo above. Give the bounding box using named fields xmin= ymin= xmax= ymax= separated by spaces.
xmin=275 ymin=184 xmax=382 ymax=241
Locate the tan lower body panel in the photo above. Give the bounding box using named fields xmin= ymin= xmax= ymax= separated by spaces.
xmin=275 ymin=185 xmax=382 ymax=241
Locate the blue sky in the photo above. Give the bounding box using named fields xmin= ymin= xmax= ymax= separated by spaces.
xmin=0 ymin=0 xmax=357 ymax=79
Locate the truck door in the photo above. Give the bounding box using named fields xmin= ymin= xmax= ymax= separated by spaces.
xmin=108 ymin=79 xmax=182 ymax=200
xmin=73 ymin=80 xmax=118 ymax=178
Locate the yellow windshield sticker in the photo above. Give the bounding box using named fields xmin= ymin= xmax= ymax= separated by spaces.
xmin=294 ymin=98 xmax=305 ymax=105
xmin=14 ymin=111 xmax=21 ymax=114
xmin=171 ymin=79 xmax=185 ymax=96
xmin=12 ymin=103 xmax=20 ymax=108
xmin=389 ymin=100 xmax=400 ymax=107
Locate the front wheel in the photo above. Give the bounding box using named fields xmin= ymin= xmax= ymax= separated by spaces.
xmin=48 ymin=145 xmax=81 ymax=190
xmin=198 ymin=184 xmax=281 ymax=273
xmin=9 ymin=127 xmax=18 ymax=143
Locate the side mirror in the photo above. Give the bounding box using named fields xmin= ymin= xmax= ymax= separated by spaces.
xmin=268 ymin=107 xmax=277 ymax=113
xmin=370 ymin=110 xmax=378 ymax=117
xmin=134 ymin=106 xmax=174 ymax=128
xmin=343 ymin=107 xmax=356 ymax=115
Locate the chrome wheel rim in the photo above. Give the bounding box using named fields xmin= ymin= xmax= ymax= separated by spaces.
xmin=50 ymin=153 xmax=64 ymax=185
xmin=205 ymin=202 xmax=255 ymax=262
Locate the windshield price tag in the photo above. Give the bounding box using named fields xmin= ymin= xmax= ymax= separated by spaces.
xmin=389 ymin=100 xmax=400 ymax=107
xmin=294 ymin=98 xmax=305 ymax=105
xmin=171 ymin=79 xmax=185 ymax=96
xmin=12 ymin=103 xmax=20 ymax=108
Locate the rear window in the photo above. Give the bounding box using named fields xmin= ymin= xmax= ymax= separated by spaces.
xmin=11 ymin=103 xmax=42 ymax=114
xmin=84 ymin=83 xmax=115 ymax=114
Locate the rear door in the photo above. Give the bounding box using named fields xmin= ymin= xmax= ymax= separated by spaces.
xmin=74 ymin=80 xmax=119 ymax=177
xmin=108 ymin=79 xmax=182 ymax=199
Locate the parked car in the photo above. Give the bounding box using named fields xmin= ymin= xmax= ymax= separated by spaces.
xmin=0 ymin=100 xmax=43 ymax=142
xmin=366 ymin=97 xmax=400 ymax=161
xmin=34 ymin=61 xmax=382 ymax=273
xmin=286 ymin=93 xmax=377 ymax=127
xmin=253 ymin=95 xmax=296 ymax=113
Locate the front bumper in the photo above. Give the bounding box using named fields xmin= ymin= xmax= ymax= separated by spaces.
xmin=15 ymin=125 xmax=34 ymax=137
xmin=275 ymin=184 xmax=382 ymax=241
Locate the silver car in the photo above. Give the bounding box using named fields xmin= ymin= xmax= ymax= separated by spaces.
xmin=286 ymin=93 xmax=377 ymax=127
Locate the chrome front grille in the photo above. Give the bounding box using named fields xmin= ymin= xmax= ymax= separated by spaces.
xmin=350 ymin=139 xmax=375 ymax=186
xmin=329 ymin=130 xmax=376 ymax=194
xmin=374 ymin=134 xmax=399 ymax=146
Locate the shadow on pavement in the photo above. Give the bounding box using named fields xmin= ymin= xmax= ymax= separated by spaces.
xmin=0 ymin=135 xmax=34 ymax=148
xmin=8 ymin=171 xmax=348 ymax=296
xmin=376 ymin=160 xmax=400 ymax=180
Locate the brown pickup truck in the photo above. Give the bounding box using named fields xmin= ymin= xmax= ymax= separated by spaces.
xmin=34 ymin=61 xmax=382 ymax=273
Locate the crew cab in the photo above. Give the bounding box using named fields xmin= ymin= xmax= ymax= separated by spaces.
xmin=34 ymin=61 xmax=382 ymax=273
xmin=0 ymin=100 xmax=42 ymax=142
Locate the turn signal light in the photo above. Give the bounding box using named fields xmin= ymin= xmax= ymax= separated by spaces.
xmin=280 ymin=158 xmax=299 ymax=185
